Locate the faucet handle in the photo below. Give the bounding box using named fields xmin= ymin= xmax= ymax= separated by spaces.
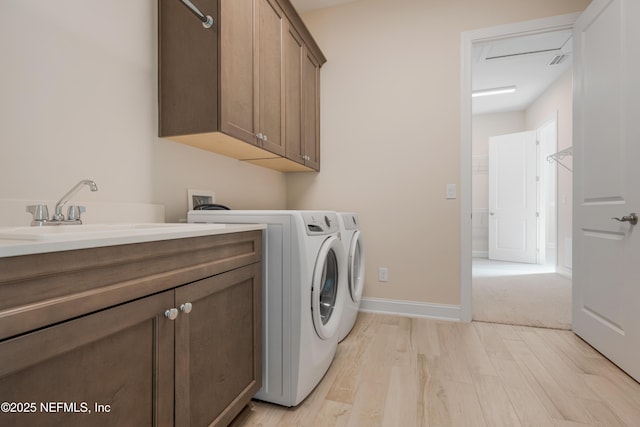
xmin=26 ymin=204 xmax=50 ymax=226
xmin=67 ymin=205 xmax=86 ymax=222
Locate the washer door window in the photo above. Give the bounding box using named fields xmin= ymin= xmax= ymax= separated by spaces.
xmin=348 ymin=231 xmax=365 ymax=304
xmin=312 ymin=236 xmax=343 ymax=340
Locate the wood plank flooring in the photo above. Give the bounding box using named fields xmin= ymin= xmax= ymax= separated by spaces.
xmin=231 ymin=313 xmax=640 ymax=427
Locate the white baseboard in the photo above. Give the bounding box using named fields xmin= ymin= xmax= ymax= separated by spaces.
xmin=557 ymin=265 xmax=572 ymax=279
xmin=473 ymin=251 xmax=488 ymax=258
xmin=359 ymin=297 xmax=461 ymax=322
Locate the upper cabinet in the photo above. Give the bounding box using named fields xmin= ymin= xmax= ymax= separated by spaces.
xmin=302 ymin=48 xmax=321 ymax=170
xmin=159 ymin=0 xmax=326 ymax=172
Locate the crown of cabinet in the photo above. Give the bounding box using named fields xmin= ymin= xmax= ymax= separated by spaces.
xmin=159 ymin=0 xmax=326 ymax=172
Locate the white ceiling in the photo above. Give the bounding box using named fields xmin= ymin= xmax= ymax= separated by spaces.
xmin=290 ymin=1 xmax=573 ymax=116
xmin=472 ymin=29 xmax=573 ymax=115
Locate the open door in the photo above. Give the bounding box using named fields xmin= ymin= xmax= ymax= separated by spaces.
xmin=488 ymin=130 xmax=538 ymax=263
xmin=573 ymin=0 xmax=640 ymax=381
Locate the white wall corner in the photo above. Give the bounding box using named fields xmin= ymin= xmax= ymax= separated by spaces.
xmin=359 ymin=297 xmax=461 ymax=322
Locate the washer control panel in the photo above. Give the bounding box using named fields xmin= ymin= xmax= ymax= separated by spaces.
xmin=302 ymin=212 xmax=339 ymax=235
xmin=340 ymin=213 xmax=359 ymax=230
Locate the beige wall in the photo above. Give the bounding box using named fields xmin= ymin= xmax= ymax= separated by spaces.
xmin=291 ymin=0 xmax=589 ymax=305
xmin=0 ymin=0 xmax=286 ymax=225
xmin=526 ymin=69 xmax=574 ymax=274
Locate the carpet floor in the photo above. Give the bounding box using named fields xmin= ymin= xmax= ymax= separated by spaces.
xmin=473 ymin=260 xmax=572 ymax=330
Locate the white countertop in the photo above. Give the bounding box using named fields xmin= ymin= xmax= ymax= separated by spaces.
xmin=0 ymin=223 xmax=266 ymax=258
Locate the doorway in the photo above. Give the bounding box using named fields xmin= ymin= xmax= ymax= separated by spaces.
xmin=460 ymin=14 xmax=579 ymax=324
xmin=473 ymin=115 xmax=569 ymax=329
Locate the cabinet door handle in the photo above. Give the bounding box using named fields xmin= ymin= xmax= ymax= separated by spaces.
xmin=180 ymin=302 xmax=193 ymax=314
xmin=164 ymin=308 xmax=179 ymax=320
xmin=263 ymin=134 xmax=268 ymax=142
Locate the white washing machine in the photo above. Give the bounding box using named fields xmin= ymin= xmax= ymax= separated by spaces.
xmin=337 ymin=212 xmax=365 ymax=342
xmin=187 ymin=210 xmax=345 ymax=407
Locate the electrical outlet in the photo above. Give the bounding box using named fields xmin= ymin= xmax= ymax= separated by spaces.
xmin=379 ymin=267 xmax=389 ymax=282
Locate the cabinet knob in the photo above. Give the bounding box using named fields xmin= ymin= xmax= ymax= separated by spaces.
xmin=263 ymin=134 xmax=268 ymax=142
xmin=180 ymin=302 xmax=193 ymax=314
xmin=164 ymin=308 xmax=179 ymax=320
xmin=256 ymin=133 xmax=263 ymax=142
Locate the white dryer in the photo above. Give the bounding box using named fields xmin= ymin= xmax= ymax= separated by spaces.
xmin=187 ymin=210 xmax=345 ymax=407
xmin=337 ymin=212 xmax=365 ymax=342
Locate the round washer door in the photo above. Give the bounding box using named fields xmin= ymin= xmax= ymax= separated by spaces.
xmin=311 ymin=235 xmax=343 ymax=340
xmin=348 ymin=230 xmax=365 ymax=304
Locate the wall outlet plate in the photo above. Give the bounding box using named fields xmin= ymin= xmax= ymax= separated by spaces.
xmin=446 ymin=183 xmax=457 ymax=199
xmin=187 ymin=189 xmax=215 ymax=210
xmin=379 ymin=267 xmax=389 ymax=282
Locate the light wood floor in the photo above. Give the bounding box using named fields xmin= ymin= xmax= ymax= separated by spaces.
xmin=232 ymin=312 xmax=640 ymax=427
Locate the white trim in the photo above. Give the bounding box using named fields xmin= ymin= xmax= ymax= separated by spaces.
xmin=359 ymin=297 xmax=461 ymax=322
xmin=557 ymin=266 xmax=572 ymax=279
xmin=460 ymin=13 xmax=581 ymax=323
xmin=473 ymin=251 xmax=489 ymax=258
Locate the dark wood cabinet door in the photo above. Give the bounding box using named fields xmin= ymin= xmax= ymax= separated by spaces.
xmin=220 ymin=0 xmax=257 ymax=144
xmin=158 ymin=0 xmax=219 ymax=137
xmin=174 ymin=263 xmax=262 ymax=427
xmin=0 ymin=291 xmax=174 ymax=427
xmin=303 ymin=49 xmax=321 ymax=170
xmin=256 ymin=0 xmax=286 ymax=156
xmin=285 ymin=22 xmax=304 ymax=164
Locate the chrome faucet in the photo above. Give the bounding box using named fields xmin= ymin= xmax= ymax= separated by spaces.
xmin=26 ymin=179 xmax=99 ymax=226
xmin=53 ymin=179 xmax=98 ymax=221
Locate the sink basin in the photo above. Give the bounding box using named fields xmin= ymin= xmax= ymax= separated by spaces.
xmin=0 ymin=223 xmax=226 ymax=241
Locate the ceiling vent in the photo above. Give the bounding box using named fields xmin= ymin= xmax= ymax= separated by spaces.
xmin=549 ymin=54 xmax=569 ymax=66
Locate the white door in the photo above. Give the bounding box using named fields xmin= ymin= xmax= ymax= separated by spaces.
xmin=488 ymin=130 xmax=538 ymax=263
xmin=573 ymin=0 xmax=640 ymax=381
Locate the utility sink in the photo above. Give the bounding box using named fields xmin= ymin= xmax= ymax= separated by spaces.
xmin=0 ymin=223 xmax=226 ymax=241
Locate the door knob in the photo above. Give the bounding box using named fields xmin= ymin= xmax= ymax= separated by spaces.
xmin=612 ymin=213 xmax=638 ymax=225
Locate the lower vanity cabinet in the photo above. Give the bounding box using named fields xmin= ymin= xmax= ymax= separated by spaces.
xmin=0 ymin=232 xmax=262 ymax=427
xmin=0 ymin=290 xmax=175 ymax=427
xmin=174 ymin=263 xmax=262 ymax=426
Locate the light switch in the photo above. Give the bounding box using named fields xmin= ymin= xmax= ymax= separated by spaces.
xmin=446 ymin=184 xmax=457 ymax=199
